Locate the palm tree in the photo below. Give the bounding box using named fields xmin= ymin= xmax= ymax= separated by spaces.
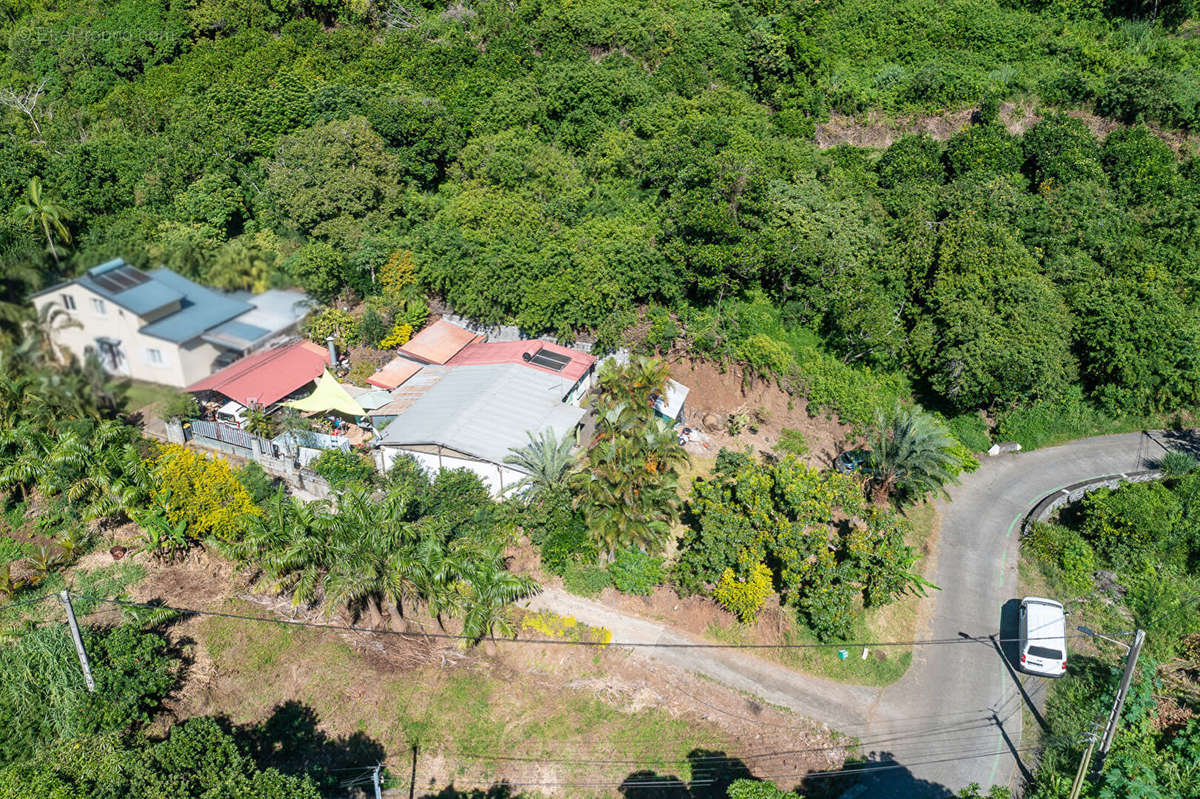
xmin=575 ymin=407 xmax=686 ymax=556
xmin=593 ymin=355 xmax=671 ymax=414
xmin=14 ymin=178 xmax=71 ymax=267
xmin=866 ymin=404 xmax=960 ymax=505
xmin=243 ymin=405 xmax=277 ymax=439
xmin=503 ymin=428 xmax=577 ymax=498
xmin=458 ymin=544 xmax=540 ymax=642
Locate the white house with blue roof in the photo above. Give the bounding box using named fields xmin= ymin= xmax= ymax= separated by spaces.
xmin=30 ymin=258 xmax=310 ymax=388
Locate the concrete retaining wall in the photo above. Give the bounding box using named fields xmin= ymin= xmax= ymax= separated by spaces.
xmin=1022 ymin=469 xmax=1162 ymax=535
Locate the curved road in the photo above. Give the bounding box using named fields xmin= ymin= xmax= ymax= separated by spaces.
xmin=527 ymin=432 xmax=1160 ymax=796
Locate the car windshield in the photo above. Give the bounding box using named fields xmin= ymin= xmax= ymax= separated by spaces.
xmin=1028 ymin=646 xmax=1062 ymax=660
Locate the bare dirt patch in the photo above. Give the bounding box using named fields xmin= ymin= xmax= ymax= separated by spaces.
xmin=669 ymin=357 xmax=855 ymax=469
xmin=814 ymin=101 xmax=1200 ymax=156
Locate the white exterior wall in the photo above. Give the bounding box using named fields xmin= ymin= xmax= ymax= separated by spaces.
xmin=565 ymin=369 xmax=594 ymax=405
xmin=376 ymin=446 xmax=524 ymax=497
xmin=32 ymin=284 xmax=220 ymax=388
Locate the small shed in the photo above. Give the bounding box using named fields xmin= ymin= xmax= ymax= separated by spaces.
xmin=653 ymin=379 xmax=690 ymax=423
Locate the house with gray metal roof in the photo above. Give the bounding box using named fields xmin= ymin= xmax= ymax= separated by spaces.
xmin=30 ymin=258 xmax=311 ymax=388
xmin=375 ymin=363 xmax=586 ymax=495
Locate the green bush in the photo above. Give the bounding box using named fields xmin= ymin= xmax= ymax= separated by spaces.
xmin=562 ymin=563 xmax=612 ymax=597
xmin=945 ymin=413 xmax=991 ymax=453
xmin=1160 ymin=450 xmax=1199 ymax=478
xmin=714 ymin=563 xmax=774 ymax=623
xmin=539 ymin=512 xmax=596 ymax=576
xmin=607 ymin=547 xmax=664 ymax=596
xmin=643 ymin=305 xmax=679 ymax=352
xmin=1125 ymin=570 xmax=1200 ymax=659
xmin=775 ymin=428 xmax=810 ymax=459
xmin=356 ymin=305 xmax=387 ymax=348
xmin=993 ymin=389 xmax=1136 ymax=451
xmin=236 ymin=462 xmax=281 ymax=504
xmin=161 ymin=390 xmax=199 ymax=421
xmin=0 ymin=624 xmax=175 ymax=764
xmin=0 ymin=717 xmax=321 ymax=799
xmin=1080 ymin=481 xmax=1182 ymax=567
xmin=310 ymin=448 xmax=376 ymax=489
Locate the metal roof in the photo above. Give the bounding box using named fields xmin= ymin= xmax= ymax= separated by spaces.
xmin=76 ymin=259 xmax=185 ymax=316
xmin=138 ymin=268 xmax=252 ymax=343
xmin=368 ymin=365 xmax=448 ymax=419
xmin=366 ymin=355 xmax=423 ymax=390
xmin=377 ymin=364 xmax=585 ymax=468
xmin=230 ymin=288 xmax=312 ymax=332
xmin=447 ymin=339 xmax=596 ymax=383
xmin=397 ymin=319 xmax=482 ymax=364
xmin=186 ymin=340 xmax=329 ymax=406
xmin=201 ymin=319 xmax=271 ymax=351
xmin=653 ymin=379 xmax=690 ymax=420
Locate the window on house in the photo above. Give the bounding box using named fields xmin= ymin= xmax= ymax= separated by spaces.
xmin=147 ymin=348 xmax=164 ymax=365
xmin=61 ymin=294 xmax=76 ymax=311
xmin=91 ymin=298 xmax=106 ymax=315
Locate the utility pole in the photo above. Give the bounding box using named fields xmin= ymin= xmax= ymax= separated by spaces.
xmin=59 ymin=590 xmax=95 ymax=692
xmin=1068 ymin=729 xmax=1098 ymax=799
xmin=371 ymin=763 xmax=383 ymax=799
xmin=1093 ymin=628 xmax=1146 ymax=775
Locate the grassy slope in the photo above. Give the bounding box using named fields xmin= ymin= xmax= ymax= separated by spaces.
xmin=194 ymin=599 xmax=740 ymax=787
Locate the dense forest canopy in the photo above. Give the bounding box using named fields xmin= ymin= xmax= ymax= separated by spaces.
xmin=3 ymin=0 xmax=1200 ymax=424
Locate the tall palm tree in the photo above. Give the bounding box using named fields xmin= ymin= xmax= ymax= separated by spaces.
xmin=866 ymin=404 xmax=960 ymax=505
xmin=503 ymin=428 xmax=577 ymax=498
xmin=594 ymin=355 xmax=671 ymax=414
xmin=575 ymin=407 xmax=686 ymax=556
xmin=14 ymin=178 xmax=71 ymax=267
xmin=458 ymin=543 xmax=540 ymax=642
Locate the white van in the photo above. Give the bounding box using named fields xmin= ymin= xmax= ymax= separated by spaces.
xmin=1018 ymin=596 xmax=1068 ymax=677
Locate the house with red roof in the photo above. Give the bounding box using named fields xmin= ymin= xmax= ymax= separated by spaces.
xmin=186 ymin=339 xmax=330 ymax=408
xmin=447 ymin=339 xmax=596 ymax=404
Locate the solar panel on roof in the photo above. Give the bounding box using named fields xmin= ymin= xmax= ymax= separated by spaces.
xmin=91 ymin=265 xmax=150 ymax=293
xmin=528 ymin=348 xmax=571 ymax=371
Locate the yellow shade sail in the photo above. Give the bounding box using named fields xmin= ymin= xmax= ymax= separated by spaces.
xmin=283 ymin=370 xmax=366 ymax=417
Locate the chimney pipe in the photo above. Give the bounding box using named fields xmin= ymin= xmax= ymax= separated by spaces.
xmin=326 ymin=336 xmax=337 ymax=367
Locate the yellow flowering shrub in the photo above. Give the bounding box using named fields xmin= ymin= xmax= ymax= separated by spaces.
xmin=379 ymin=322 xmax=413 ymax=350
xmin=152 ymin=445 xmax=260 ymax=541
xmin=379 ymin=250 xmax=417 ymax=298
xmin=521 ymin=610 xmax=611 ymax=647
xmin=714 ymin=562 xmax=773 ymax=623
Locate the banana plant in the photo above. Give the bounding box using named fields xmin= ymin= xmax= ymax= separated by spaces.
xmin=134 ymin=501 xmax=190 ymax=562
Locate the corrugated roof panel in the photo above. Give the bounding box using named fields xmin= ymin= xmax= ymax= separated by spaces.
xmin=138 ymin=269 xmax=252 ymax=343
xmin=398 ymin=319 xmax=482 ymax=364
xmin=378 ymin=364 xmax=585 ymax=468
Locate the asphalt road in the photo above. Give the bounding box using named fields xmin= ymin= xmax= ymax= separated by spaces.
xmin=528 ymin=431 xmax=1162 ymax=797
xmin=861 ymin=431 xmax=1157 ymax=796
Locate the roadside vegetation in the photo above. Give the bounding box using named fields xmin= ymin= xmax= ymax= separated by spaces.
xmin=1020 ymin=451 xmax=1200 ymax=799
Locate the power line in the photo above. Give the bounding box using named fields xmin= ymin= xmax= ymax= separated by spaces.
xmin=0 ymin=591 xmax=56 ymax=614
xmin=1141 ymin=591 xmax=1200 ymax=629
xmin=437 ymin=745 xmax=1042 ymax=789
xmin=71 ymin=594 xmax=1083 ymax=650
